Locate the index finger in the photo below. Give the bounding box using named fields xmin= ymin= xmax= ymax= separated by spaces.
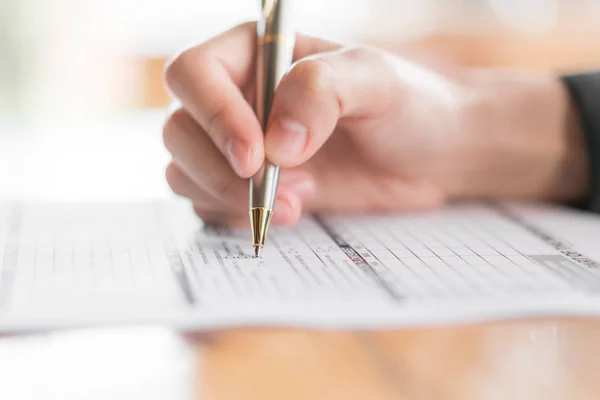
xmin=164 ymin=21 xmax=340 ymax=177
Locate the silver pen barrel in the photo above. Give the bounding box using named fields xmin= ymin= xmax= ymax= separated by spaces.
xmin=249 ymin=0 xmax=295 ymax=255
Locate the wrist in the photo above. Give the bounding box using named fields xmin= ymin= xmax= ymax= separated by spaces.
xmin=453 ymin=71 xmax=588 ymax=204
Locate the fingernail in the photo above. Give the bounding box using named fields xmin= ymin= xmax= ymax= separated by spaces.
xmin=267 ymin=118 xmax=307 ymax=158
xmin=226 ymin=139 xmax=250 ymax=175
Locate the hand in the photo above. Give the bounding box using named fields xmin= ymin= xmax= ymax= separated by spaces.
xmin=162 ymin=21 xmax=588 ymax=227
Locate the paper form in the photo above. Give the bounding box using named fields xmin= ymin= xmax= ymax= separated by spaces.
xmin=1 ymin=200 xmax=600 ymax=332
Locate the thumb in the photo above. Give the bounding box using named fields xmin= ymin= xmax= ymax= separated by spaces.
xmin=264 ymin=47 xmax=397 ymax=168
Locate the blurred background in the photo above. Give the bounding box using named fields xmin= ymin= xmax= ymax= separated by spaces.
xmin=0 ymin=0 xmax=599 ymax=202
xmin=2 ymin=0 xmax=600 ymax=121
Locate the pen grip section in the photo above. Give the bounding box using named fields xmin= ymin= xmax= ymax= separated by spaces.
xmin=249 ymin=162 xmax=280 ymax=209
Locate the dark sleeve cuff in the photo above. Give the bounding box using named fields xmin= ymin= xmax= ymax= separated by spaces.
xmin=560 ymin=71 xmax=600 ymax=213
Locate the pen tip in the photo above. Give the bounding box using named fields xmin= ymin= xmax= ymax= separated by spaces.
xmin=254 ymin=246 xmax=261 ymax=257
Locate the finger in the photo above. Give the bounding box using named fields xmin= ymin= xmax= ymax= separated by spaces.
xmin=164 ymin=139 xmax=313 ymax=225
xmin=264 ymin=47 xmax=397 ymax=167
xmin=164 ymin=21 xmax=340 ymax=177
xmin=165 ymin=161 xmax=245 ymax=216
xmin=275 ymin=189 xmax=303 ymax=226
xmin=167 ymin=160 xmax=307 ymax=224
xmin=164 ymin=140 xmax=315 ymax=211
xmin=165 ymin=22 xmax=260 ymax=178
xmin=163 ymin=108 xmax=248 ymax=210
xmin=195 ymin=189 xmax=301 ymax=228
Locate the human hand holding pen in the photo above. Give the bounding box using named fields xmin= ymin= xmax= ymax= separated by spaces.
xmin=163 ymin=22 xmax=588 ymax=228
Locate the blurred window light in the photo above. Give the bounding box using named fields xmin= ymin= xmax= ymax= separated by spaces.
xmin=0 ymin=0 xmax=33 ymax=116
xmin=371 ymin=0 xmax=439 ymax=38
xmin=487 ymin=0 xmax=560 ymax=34
xmin=7 ymin=0 xmax=599 ymax=122
xmin=4 ymin=0 xmax=379 ymax=120
xmin=105 ymin=0 xmax=374 ymax=56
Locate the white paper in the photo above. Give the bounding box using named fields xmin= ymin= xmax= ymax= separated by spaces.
xmin=2 ymin=200 xmax=600 ymax=332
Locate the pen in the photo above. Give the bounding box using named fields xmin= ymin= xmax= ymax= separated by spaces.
xmin=249 ymin=0 xmax=296 ymax=257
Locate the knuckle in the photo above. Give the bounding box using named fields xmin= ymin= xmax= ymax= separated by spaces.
xmin=206 ymin=106 xmax=225 ymax=145
xmin=192 ymin=194 xmax=221 ymax=213
xmin=162 ymin=108 xmax=192 ymax=153
xmin=288 ymin=59 xmax=336 ymax=97
xmin=193 ymin=207 xmax=205 ymax=220
xmin=164 ymin=46 xmax=207 ymax=91
xmin=193 ymin=207 xmax=213 ymax=223
xmin=343 ymin=45 xmax=375 ymax=61
xmin=214 ymin=176 xmax=241 ymax=200
xmin=193 ymin=207 xmax=221 ymax=224
xmin=164 ymin=163 xmax=189 ymax=196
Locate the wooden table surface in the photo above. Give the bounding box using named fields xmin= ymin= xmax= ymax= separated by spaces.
xmin=193 ymin=318 xmax=600 ymax=400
